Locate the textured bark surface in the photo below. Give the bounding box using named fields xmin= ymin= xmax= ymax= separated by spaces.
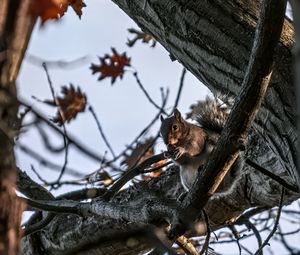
xmin=0 ymin=0 xmax=34 ymax=254
xmin=110 ymin=0 xmax=297 ymax=186
xmin=20 ymin=0 xmax=300 ymax=254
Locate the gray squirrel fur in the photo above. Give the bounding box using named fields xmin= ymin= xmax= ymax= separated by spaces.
xmin=160 ymin=96 xmax=242 ymax=191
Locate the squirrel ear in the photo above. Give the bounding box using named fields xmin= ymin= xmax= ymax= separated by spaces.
xmin=160 ymin=115 xmax=165 ymax=122
xmin=174 ymin=108 xmax=182 ymax=121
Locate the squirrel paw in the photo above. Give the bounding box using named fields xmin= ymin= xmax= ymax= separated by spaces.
xmin=168 ymin=146 xmax=184 ymax=160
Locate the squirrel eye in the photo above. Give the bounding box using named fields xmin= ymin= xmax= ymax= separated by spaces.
xmin=172 ymin=124 xmax=178 ymax=131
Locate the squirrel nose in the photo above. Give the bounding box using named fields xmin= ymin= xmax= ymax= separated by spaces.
xmin=167 ymin=144 xmax=176 ymax=151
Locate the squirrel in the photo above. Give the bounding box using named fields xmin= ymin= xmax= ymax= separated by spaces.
xmin=160 ymin=97 xmax=242 ymax=192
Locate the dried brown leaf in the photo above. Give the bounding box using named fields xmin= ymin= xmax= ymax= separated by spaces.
xmin=90 ymin=48 xmax=131 ymax=84
xmin=48 ymin=84 xmax=87 ymax=125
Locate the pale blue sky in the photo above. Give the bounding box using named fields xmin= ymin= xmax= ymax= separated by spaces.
xmin=17 ymin=0 xmax=209 ymax=182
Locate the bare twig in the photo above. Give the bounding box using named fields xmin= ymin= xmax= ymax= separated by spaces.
xmin=105 ymin=87 xmax=169 ymax=165
xmin=30 ymin=165 xmax=49 ymax=185
xmin=172 ymin=68 xmax=187 ymax=112
xmin=228 ymin=225 xmax=242 ymax=255
xmin=19 ymin=97 xmax=121 ymax=171
xmin=132 ymin=71 xmax=166 ymax=114
xmin=36 ymin=122 xmax=65 ymax=153
xmin=245 ymin=220 xmax=263 ymax=255
xmin=89 ymin=105 xmax=116 ymax=158
xmin=199 ymin=210 xmax=211 ymax=255
xmin=17 ymin=143 xmax=84 ymax=178
xmin=42 ymin=63 xmax=69 ymax=184
xmin=254 ymin=188 xmax=285 ymax=255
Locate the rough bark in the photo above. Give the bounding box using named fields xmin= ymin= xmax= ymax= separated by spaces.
xmin=20 ymin=0 xmax=300 ymax=254
xmin=291 ymin=0 xmax=300 ymax=185
xmin=0 ymin=0 xmax=35 ymax=254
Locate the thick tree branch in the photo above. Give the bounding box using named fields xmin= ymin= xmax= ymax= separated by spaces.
xmin=290 ymin=0 xmax=300 ymax=188
xmin=22 ymin=195 xmax=179 ymax=225
xmin=170 ymin=0 xmax=287 ymax=238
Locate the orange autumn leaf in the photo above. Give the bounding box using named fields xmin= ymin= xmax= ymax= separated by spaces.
xmin=49 ymin=84 xmax=87 ymax=125
xmin=30 ymin=0 xmax=68 ymax=23
xmin=90 ymin=48 xmax=131 ymax=84
xmin=69 ymin=0 xmax=86 ymax=18
xmin=30 ymin=0 xmax=86 ymax=24
xmin=149 ymin=159 xmax=168 ymax=177
xmin=142 ymin=159 xmax=168 ymax=181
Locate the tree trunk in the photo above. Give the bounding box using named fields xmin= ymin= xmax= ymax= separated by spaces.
xmin=21 ymin=0 xmax=300 ymax=254
xmin=0 ymin=0 xmax=35 ymax=254
xmin=110 ymin=0 xmax=298 ymax=187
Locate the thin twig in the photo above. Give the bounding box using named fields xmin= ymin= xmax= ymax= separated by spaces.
xmin=172 ymin=68 xmax=187 ymax=112
xmin=19 ymin=97 xmax=120 ymax=171
xmin=254 ymin=188 xmax=285 ymax=255
xmin=245 ymin=220 xmax=263 ymax=255
xmin=200 ymin=210 xmax=211 ymax=255
xmin=30 ymin=165 xmax=49 ymax=185
xmin=105 ymin=87 xmax=169 ymax=165
xmin=132 ymin=71 xmax=166 ymax=114
xmin=228 ymin=225 xmax=242 ymax=255
xmin=42 ymin=63 xmax=69 ymax=184
xmin=89 ymin=105 xmax=116 ymax=158
xmin=17 ymin=143 xmax=84 ymax=178
xmin=36 ymin=122 xmax=65 ymax=153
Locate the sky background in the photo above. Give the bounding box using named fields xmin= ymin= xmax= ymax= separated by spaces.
xmin=16 ymin=1 xmax=299 ymax=254
xmin=17 ymin=0 xmax=210 ymax=194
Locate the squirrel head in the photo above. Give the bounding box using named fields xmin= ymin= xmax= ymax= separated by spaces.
xmin=160 ymin=109 xmax=189 ymax=146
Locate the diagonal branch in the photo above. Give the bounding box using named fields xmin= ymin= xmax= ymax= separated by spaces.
xmin=170 ymin=0 xmax=288 ymax=238
xmin=103 ymin=152 xmax=170 ymax=200
xmin=21 ymin=195 xmax=179 ymax=225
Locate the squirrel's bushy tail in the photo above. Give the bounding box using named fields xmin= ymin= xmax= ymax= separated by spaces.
xmin=188 ymin=96 xmax=232 ymax=133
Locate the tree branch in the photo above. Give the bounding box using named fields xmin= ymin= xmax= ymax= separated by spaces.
xmin=103 ymin=152 xmax=170 ymax=200
xmin=170 ymin=0 xmax=287 ymax=238
xmin=21 ymin=195 xmax=179 ymax=225
xmin=290 ymin=0 xmax=300 ymax=189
